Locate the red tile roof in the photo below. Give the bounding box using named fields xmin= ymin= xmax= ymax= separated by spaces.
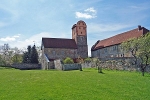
xmin=42 ymin=38 xmax=77 ymax=49
xmin=91 ymin=26 xmax=149 ymax=51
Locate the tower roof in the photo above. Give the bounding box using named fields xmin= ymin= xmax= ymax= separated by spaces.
xmin=72 ymin=20 xmax=86 ymax=29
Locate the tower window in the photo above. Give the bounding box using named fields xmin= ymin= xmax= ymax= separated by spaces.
xmin=81 ymin=32 xmax=82 ymax=34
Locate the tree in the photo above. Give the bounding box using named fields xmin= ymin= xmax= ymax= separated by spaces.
xmin=137 ymin=33 xmax=150 ymax=76
xmin=0 ymin=54 xmax=6 ymax=66
xmin=76 ymin=56 xmax=84 ymax=71
xmin=22 ymin=45 xmax=39 ymax=64
xmin=121 ymin=38 xmax=140 ymax=65
xmin=121 ymin=32 xmax=150 ymax=76
xmin=95 ymin=58 xmax=103 ymax=73
xmin=12 ymin=54 xmax=23 ymax=63
xmin=30 ymin=45 xmax=39 ymax=64
xmin=22 ymin=52 xmax=29 ymax=63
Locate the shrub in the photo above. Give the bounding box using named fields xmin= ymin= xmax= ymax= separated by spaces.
xmin=63 ymin=57 xmax=74 ymax=64
xmin=84 ymin=57 xmax=92 ymax=63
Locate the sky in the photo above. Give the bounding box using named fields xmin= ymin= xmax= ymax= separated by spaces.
xmin=0 ymin=0 xmax=150 ymax=55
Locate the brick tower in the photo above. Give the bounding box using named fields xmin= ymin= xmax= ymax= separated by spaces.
xmin=72 ymin=20 xmax=88 ymax=58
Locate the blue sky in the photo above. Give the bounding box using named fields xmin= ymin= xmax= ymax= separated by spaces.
xmin=0 ymin=0 xmax=150 ymax=55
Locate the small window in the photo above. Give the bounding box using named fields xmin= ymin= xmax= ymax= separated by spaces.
xmin=81 ymin=32 xmax=82 ymax=34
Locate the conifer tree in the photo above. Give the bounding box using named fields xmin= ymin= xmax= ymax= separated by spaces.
xmin=30 ymin=45 xmax=39 ymax=64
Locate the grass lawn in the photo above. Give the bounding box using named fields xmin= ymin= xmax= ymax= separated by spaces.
xmin=0 ymin=67 xmax=150 ymax=100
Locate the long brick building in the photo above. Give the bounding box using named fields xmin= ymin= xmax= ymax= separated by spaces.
xmin=41 ymin=20 xmax=88 ymax=69
xmin=91 ymin=25 xmax=149 ymax=58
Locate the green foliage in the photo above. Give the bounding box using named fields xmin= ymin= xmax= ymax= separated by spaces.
xmin=121 ymin=32 xmax=150 ymax=76
xmin=84 ymin=57 xmax=92 ymax=62
xmin=30 ymin=45 xmax=39 ymax=64
xmin=63 ymin=57 xmax=74 ymax=64
xmin=22 ymin=45 xmax=39 ymax=64
xmin=0 ymin=68 xmax=150 ymax=100
xmin=0 ymin=55 xmax=6 ymax=66
xmin=22 ymin=52 xmax=30 ymax=63
xmin=11 ymin=54 xmax=23 ymax=63
xmin=137 ymin=32 xmax=150 ymax=64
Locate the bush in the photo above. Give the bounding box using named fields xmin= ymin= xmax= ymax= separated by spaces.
xmin=84 ymin=57 xmax=92 ymax=63
xmin=63 ymin=57 xmax=74 ymax=64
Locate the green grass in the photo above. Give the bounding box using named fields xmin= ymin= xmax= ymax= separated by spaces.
xmin=0 ymin=67 xmax=150 ymax=100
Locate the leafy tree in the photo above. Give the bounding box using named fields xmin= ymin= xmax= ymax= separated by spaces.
xmin=12 ymin=54 xmax=23 ymax=63
xmin=121 ymin=38 xmax=140 ymax=65
xmin=63 ymin=57 xmax=74 ymax=64
xmin=137 ymin=33 xmax=150 ymax=76
xmin=95 ymin=58 xmax=103 ymax=73
xmin=121 ymin=32 xmax=150 ymax=76
xmin=0 ymin=55 xmax=6 ymax=66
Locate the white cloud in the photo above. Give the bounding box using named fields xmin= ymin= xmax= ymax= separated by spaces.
xmin=85 ymin=7 xmax=97 ymax=13
xmin=0 ymin=34 xmax=20 ymax=42
xmin=75 ymin=7 xmax=97 ymax=19
xmin=0 ymin=37 xmax=16 ymax=41
xmin=75 ymin=12 xmax=95 ymax=19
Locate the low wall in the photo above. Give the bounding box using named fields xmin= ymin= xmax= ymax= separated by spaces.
xmin=62 ymin=63 xmax=81 ymax=71
xmin=81 ymin=62 xmax=95 ymax=68
xmin=11 ymin=63 xmax=41 ymax=70
xmin=98 ymin=58 xmax=150 ymax=72
xmin=54 ymin=59 xmax=82 ymax=71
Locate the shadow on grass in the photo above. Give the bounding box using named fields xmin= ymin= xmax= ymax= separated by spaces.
xmin=98 ymin=71 xmax=105 ymax=74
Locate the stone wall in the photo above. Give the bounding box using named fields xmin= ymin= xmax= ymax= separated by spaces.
xmin=62 ymin=63 xmax=81 ymax=71
xmin=54 ymin=59 xmax=82 ymax=71
xmin=97 ymin=58 xmax=150 ymax=72
xmin=44 ymin=48 xmax=78 ymax=60
xmin=77 ymin=45 xmax=88 ymax=58
xmin=91 ymin=44 xmax=131 ymax=58
xmin=81 ymin=62 xmax=95 ymax=68
xmin=11 ymin=63 xmax=41 ymax=70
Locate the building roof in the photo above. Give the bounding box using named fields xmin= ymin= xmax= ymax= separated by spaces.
xmin=91 ymin=26 xmax=149 ymax=51
xmin=42 ymin=38 xmax=77 ymax=49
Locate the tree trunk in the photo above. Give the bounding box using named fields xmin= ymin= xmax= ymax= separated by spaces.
xmin=142 ymin=70 xmax=144 ymax=76
xmin=141 ymin=67 xmax=145 ymax=76
xmin=98 ymin=66 xmax=102 ymax=73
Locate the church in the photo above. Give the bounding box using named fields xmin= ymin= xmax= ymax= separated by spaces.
xmin=41 ymin=20 xmax=88 ymax=69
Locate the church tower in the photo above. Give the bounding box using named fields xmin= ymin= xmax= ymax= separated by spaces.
xmin=72 ymin=20 xmax=88 ymax=58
